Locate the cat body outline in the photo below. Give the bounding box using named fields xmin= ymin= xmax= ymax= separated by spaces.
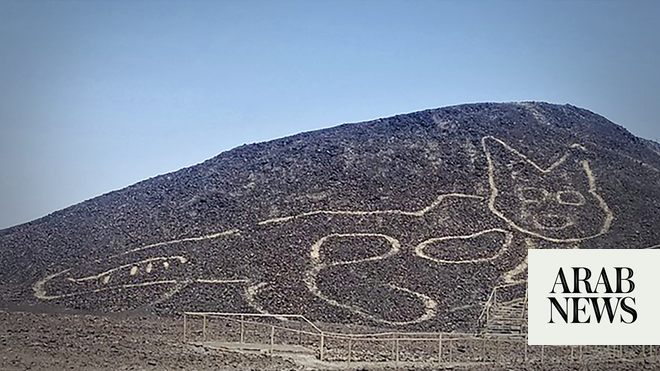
xmin=33 ymin=135 xmax=613 ymax=328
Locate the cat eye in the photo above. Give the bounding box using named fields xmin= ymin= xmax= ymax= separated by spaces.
xmin=556 ymin=190 xmax=586 ymax=206
xmin=517 ymin=187 xmax=547 ymax=202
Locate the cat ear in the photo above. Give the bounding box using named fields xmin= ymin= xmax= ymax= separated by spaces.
xmin=482 ymin=136 xmax=543 ymax=180
xmin=552 ymin=144 xmax=593 ymax=187
xmin=482 ymin=136 xmax=587 ymax=179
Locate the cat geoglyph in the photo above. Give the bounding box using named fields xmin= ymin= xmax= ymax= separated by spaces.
xmin=33 ymin=135 xmax=614 ymax=327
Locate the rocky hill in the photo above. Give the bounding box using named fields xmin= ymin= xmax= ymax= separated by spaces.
xmin=2 ymin=102 xmax=660 ymax=332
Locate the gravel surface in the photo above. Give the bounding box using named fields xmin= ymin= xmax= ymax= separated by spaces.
xmin=0 ymin=310 xmax=300 ymax=371
xmin=2 ymin=309 xmax=659 ymax=371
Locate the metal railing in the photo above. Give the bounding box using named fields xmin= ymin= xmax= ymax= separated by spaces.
xmin=477 ymin=282 xmax=528 ymax=330
xmin=181 ymin=311 xmax=658 ymax=365
xmin=183 ymin=312 xmax=487 ymax=363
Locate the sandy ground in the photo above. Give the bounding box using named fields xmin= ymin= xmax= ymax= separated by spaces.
xmin=2 ymin=309 xmax=660 ymax=371
xmin=0 ymin=310 xmax=299 ymax=371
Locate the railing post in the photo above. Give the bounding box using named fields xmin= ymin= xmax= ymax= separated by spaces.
xmin=240 ymin=315 xmax=245 ymax=344
xmin=348 ymin=337 xmax=352 ymax=365
xmin=395 ymin=336 xmax=400 ymax=365
xmin=524 ymin=334 xmax=528 ymax=362
xmin=202 ymin=314 xmax=207 ymax=343
xmin=541 ymin=345 xmax=545 ymax=365
xmin=482 ymin=338 xmax=486 ymax=361
xmin=179 ymin=312 xmax=460 ymax=366
xmin=183 ymin=313 xmax=187 ymax=343
xmin=449 ymin=339 xmax=452 ymax=363
xmin=438 ymin=333 xmax=442 ymax=363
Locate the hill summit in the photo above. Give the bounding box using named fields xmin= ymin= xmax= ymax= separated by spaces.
xmin=2 ymin=102 xmax=660 ymax=332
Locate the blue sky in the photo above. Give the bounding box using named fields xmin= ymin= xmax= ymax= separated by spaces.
xmin=1 ymin=0 xmax=659 ymax=229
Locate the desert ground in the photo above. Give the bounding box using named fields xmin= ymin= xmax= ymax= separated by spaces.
xmin=2 ymin=308 xmax=660 ymax=371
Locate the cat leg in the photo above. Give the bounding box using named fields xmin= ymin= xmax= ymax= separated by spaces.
xmin=305 ymin=233 xmax=437 ymax=326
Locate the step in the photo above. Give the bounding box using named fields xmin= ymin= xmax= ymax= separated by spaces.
xmin=483 ymin=302 xmax=528 ymax=335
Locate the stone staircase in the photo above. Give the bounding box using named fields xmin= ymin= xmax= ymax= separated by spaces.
xmin=482 ymin=298 xmax=527 ymax=337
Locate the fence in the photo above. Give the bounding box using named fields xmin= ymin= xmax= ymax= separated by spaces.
xmin=182 ymin=312 xmax=658 ymax=365
xmin=477 ymin=282 xmax=528 ymax=328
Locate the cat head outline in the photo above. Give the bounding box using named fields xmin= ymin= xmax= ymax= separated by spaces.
xmin=482 ymin=136 xmax=613 ymax=242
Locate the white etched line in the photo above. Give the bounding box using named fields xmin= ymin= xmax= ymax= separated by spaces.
xmin=112 ymin=229 xmax=239 ymax=258
xmin=67 ymin=256 xmax=187 ymax=283
xmin=414 ymin=228 xmax=513 ymax=264
xmin=195 ymin=278 xmax=250 ymax=284
xmin=259 ymin=194 xmax=484 ymax=226
xmin=310 ymin=233 xmax=401 ymax=266
xmin=483 ymin=136 xmax=613 ymax=243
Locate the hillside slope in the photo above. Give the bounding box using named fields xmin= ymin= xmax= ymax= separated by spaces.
xmin=2 ymin=102 xmax=660 ymax=332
